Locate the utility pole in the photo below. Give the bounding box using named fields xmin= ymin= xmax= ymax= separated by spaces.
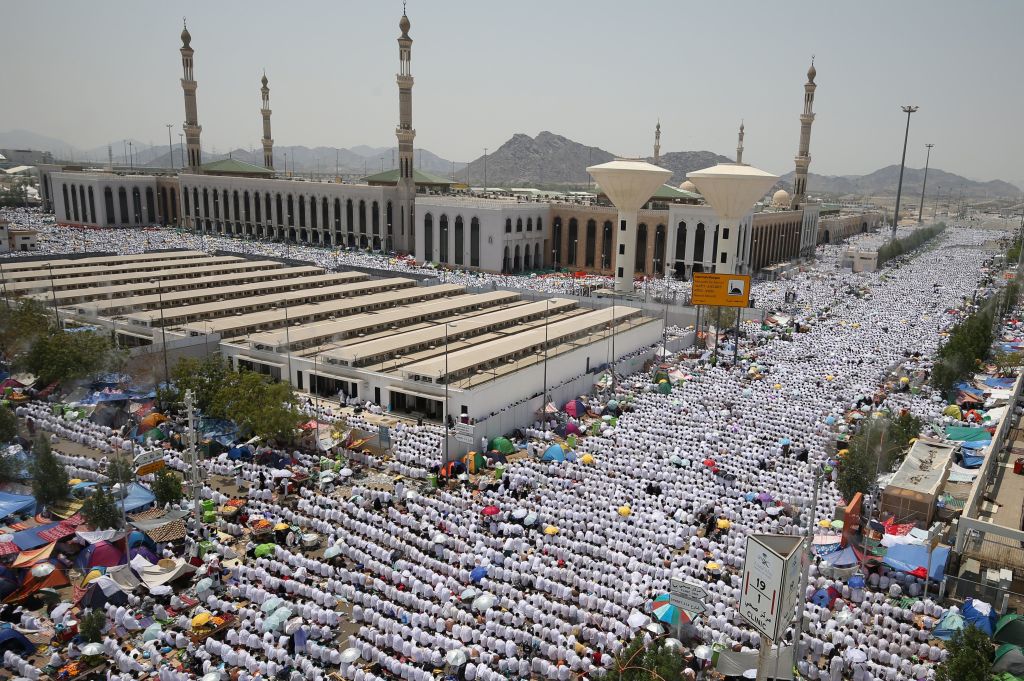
xmin=166 ymin=124 xmax=175 ymax=170
xmin=483 ymin=148 xmax=488 ymax=190
xmin=184 ymin=389 xmax=203 ymax=533
xmin=918 ymin=143 xmax=934 ymax=224
xmin=891 ymin=105 xmax=919 ymax=235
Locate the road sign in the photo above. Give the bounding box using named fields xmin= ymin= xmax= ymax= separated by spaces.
xmin=136 ymin=460 xmax=166 ymax=477
xmin=691 ymin=272 xmax=752 ymax=308
xmin=669 ymin=577 xmax=708 ymax=615
xmin=133 ymin=450 xmax=163 ymax=467
xmin=454 ymin=421 xmax=475 ymax=445
xmin=739 ymin=534 xmax=804 ymax=641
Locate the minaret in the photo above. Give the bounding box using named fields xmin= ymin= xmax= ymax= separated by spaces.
xmin=394 ymin=5 xmax=416 ymax=252
xmin=791 ymin=59 xmax=817 ymax=208
xmin=653 ymin=120 xmax=661 ymax=165
xmin=180 ymin=20 xmax=202 ymax=172
xmin=736 ymin=121 xmax=745 ymax=164
xmin=260 ymin=72 xmax=274 ymax=170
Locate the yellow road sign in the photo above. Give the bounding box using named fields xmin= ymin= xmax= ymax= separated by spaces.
xmin=691 ymin=273 xmax=751 ymax=308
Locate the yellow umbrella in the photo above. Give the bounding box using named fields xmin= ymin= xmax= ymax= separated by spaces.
xmin=543 ymin=526 xmax=559 ymax=536
xmin=581 ymin=454 xmax=595 ymax=465
xmin=899 ymin=377 xmax=910 ymax=385
xmin=617 ymin=505 xmax=631 ymax=517
xmin=825 ymin=375 xmax=834 ymax=381
xmin=82 ymin=569 xmax=104 ymax=586
xmin=706 ymin=562 xmax=721 ymax=571
xmin=274 ymin=523 xmax=289 ymax=531
xmin=192 ymin=612 xmax=212 ymax=628
xmin=69 ymin=478 xmax=83 ymax=486
xmin=818 ymin=519 xmax=832 ymax=528
xmin=837 ymin=449 xmax=849 ymax=458
xmin=716 ymin=519 xmax=731 ymax=530
xmin=773 ymin=384 xmax=782 ymax=390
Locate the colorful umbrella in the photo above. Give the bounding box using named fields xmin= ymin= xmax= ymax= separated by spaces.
xmin=470 ymin=566 xmax=488 ymax=582
xmin=650 ymin=594 xmax=686 ymax=625
xmin=481 ymin=505 xmax=500 ymax=517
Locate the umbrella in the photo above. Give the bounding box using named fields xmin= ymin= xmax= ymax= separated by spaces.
xmin=446 ymin=649 xmax=468 ymax=667
xmin=581 ymin=454 xmax=595 ymax=465
xmin=285 ymin=617 xmax=305 ymax=635
xmin=650 ymin=594 xmax=681 ymax=625
xmin=261 ymin=597 xmax=284 ymax=613
xmin=702 ymin=458 xmax=716 ymax=468
xmin=271 ymin=469 xmax=293 ymax=478
xmin=663 ymin=638 xmax=683 ymax=652
xmin=694 ymin=645 xmax=714 ymax=661
xmin=323 ymin=546 xmax=342 ymax=559
xmin=742 ymin=670 xmax=758 ymax=680
xmin=756 ymin=492 xmax=773 ymax=504
xmin=543 ymin=525 xmax=559 ymax=535
xmin=254 ymin=544 xmax=275 ymax=557
xmin=848 ymin=573 xmax=866 ymax=590
xmin=831 ymin=520 xmax=844 ymax=529
xmin=644 ymin=622 xmax=664 ymax=635
xmin=201 ymin=674 xmax=222 ymax=681
xmin=617 ymin=505 xmax=631 ymax=517
xmin=627 ymin=611 xmax=650 ymax=629
xmin=271 ymin=606 xmax=293 ymax=621
xmin=274 ymin=522 xmax=289 ymax=531
xmin=143 ymin=623 xmax=163 ymax=641
xmin=195 ymin=578 xmax=214 ymax=594
xmin=844 ymin=649 xmax=867 ymax=664
xmin=523 ymin=513 xmax=538 ymax=527
xmin=481 ymin=505 xmax=500 ymax=517
xmin=472 ymin=593 xmax=496 ymax=612
xmin=338 ymin=468 xmax=353 ymax=478
xmin=149 ymin=584 xmax=171 ymax=596
xmin=470 ymin=566 xmax=488 ymax=582
xmin=340 ymin=648 xmax=362 ymax=664
xmin=765 ymin=506 xmax=783 ymax=516
xmin=432 ymin=533 xmax=448 ymax=544
xmin=460 ymin=588 xmax=478 ymax=601
xmin=81 ymin=642 xmax=105 ymax=657
xmin=511 ymin=508 xmax=528 ymax=521
xmin=31 ymin=563 xmax=55 ymax=578
xmin=191 ymin=612 xmax=212 ymax=628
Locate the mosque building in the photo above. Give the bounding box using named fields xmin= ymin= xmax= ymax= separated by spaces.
xmin=36 ymin=12 xmax=878 ymax=281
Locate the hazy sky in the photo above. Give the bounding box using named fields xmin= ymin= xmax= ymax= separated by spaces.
xmin=6 ymin=0 xmax=1022 ymax=184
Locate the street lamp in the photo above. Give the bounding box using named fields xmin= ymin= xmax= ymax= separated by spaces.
xmin=918 ymin=143 xmax=934 ymax=224
xmin=178 ymin=133 xmax=185 ymax=169
xmin=0 ymin=261 xmax=9 ymax=310
xmin=791 ymin=458 xmax=835 ymax=671
xmin=45 ymin=265 xmax=60 ymax=328
xmin=166 ymin=124 xmax=174 ymax=170
xmin=151 ymin=278 xmax=170 ymax=409
xmin=891 ymin=105 xmax=919 ymax=234
xmin=542 ymin=300 xmax=551 ymax=406
xmin=483 ymin=148 xmax=488 ymax=190
xmin=443 ymin=321 xmax=458 ymax=463
xmin=278 ymin=303 xmax=294 ymax=386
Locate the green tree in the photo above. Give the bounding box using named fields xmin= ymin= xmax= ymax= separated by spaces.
xmin=836 ymin=418 xmax=907 ymax=502
xmin=170 ymin=355 xmax=230 ymax=413
xmin=890 ymin=411 xmax=923 ymax=453
xmin=21 ymin=330 xmax=115 ymax=384
xmin=151 ymin=468 xmax=184 ymax=506
xmin=0 ymin=298 xmax=52 ymax=365
xmin=29 ymin=435 xmax=69 ymax=510
xmin=77 ymin=609 xmax=107 ymax=643
xmin=0 ymin=404 xmax=16 ymax=444
xmin=106 ymin=454 xmax=136 ymax=487
xmin=935 ymin=625 xmax=992 ymax=681
xmin=210 ymin=369 xmax=301 ymax=441
xmin=610 ymin=636 xmax=685 ymax=681
xmin=81 ymin=487 xmax=121 ymax=530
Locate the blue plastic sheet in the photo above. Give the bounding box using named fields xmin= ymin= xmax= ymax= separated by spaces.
xmin=0 ymin=492 xmax=36 ymax=521
xmin=882 ymin=543 xmax=949 ymax=581
xmin=115 ymin=483 xmax=156 ymax=513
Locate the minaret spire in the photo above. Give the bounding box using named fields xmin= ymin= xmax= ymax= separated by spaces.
xmin=179 ymin=19 xmax=202 ymax=172
xmin=394 ymin=5 xmax=416 ymax=253
xmin=653 ymin=120 xmax=661 ymax=165
xmin=261 ymin=71 xmax=274 ymax=170
xmin=736 ymin=120 xmax=745 ymax=165
xmin=791 ymin=57 xmax=817 ymax=208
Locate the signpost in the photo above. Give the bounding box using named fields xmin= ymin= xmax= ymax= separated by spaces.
xmin=136 ymin=459 xmax=166 ymax=477
xmin=454 ymin=422 xmax=475 ymax=446
xmin=691 ymin=272 xmax=752 ymax=308
xmin=669 ymin=577 xmax=708 ymax=616
xmin=739 ymin=534 xmax=804 ymax=681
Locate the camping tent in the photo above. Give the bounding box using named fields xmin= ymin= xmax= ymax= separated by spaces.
xmin=75 ymin=541 xmax=124 ymax=570
xmin=962 ymin=598 xmax=998 ymax=637
xmin=0 ymin=492 xmax=35 ymax=522
xmin=541 ymin=444 xmax=567 ymax=463
xmin=0 ymin=629 xmax=35 ymax=656
xmin=461 ymin=451 xmax=487 ymax=474
xmin=996 ymin=615 xmax=1024 ymax=648
xmin=934 ymin=610 xmax=966 ymax=641
xmin=995 ymin=645 xmax=1024 ymax=677
xmin=115 ymin=483 xmax=156 ymax=513
xmin=488 ymin=437 xmax=515 ymax=455
xmin=563 ymin=399 xmax=587 ymax=418
xmin=3 ymin=560 xmax=69 ymax=603
xmin=80 ymin=575 xmax=129 ymax=609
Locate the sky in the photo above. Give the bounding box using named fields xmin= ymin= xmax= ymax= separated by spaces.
xmin=5 ymin=0 xmax=1023 ymax=185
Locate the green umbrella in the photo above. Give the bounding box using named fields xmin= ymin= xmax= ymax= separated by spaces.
xmin=254 ymin=543 xmax=275 ymax=558
xmin=489 ymin=437 xmax=515 ymax=455
xmin=143 ymin=427 xmax=166 ymax=441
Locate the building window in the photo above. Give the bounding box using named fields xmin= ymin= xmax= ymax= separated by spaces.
xmin=454 ymin=216 xmax=464 ymax=265
xmin=568 ymin=218 xmax=578 ymax=266
xmin=424 ymin=213 xmax=433 ymax=261
xmin=617 ymin=267 xmax=624 ymax=277
xmin=439 ymin=214 xmax=449 ymax=263
xmin=516 ymin=218 xmax=523 ymax=233
xmin=527 ymin=217 xmax=533 ymax=232
xmin=635 ymin=223 xmax=647 ymax=273
xmin=470 ymin=217 xmax=480 ymax=267
xmin=505 ymin=218 xmax=511 ymax=234
xmin=618 ymin=244 xmax=625 ymax=256
xmin=585 ymin=219 xmax=596 ymax=267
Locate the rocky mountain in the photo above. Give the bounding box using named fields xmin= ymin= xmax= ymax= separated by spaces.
xmin=780 ymin=165 xmax=1021 ymax=199
xmin=644 ymin=150 xmax=734 ymax=186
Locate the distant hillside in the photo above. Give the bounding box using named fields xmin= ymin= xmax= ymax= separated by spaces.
xmin=780 ymin=165 xmax=1021 ymax=199
xmin=644 ymin=150 xmax=733 ymax=185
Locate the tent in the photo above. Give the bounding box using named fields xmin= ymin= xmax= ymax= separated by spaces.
xmin=128 ymin=554 xmax=196 ymax=588
xmin=996 ymin=615 xmax=1024 ymax=648
xmin=882 ymin=543 xmax=949 ymax=581
xmin=962 ymin=598 xmax=998 ymax=637
xmin=4 ymin=561 xmax=69 ymax=603
xmin=11 ymin=543 xmax=55 ymax=568
xmin=127 ymin=530 xmax=156 ymax=550
xmin=934 ymin=610 xmax=966 ymax=641
xmin=105 ymin=563 xmax=143 ymax=591
xmin=541 ymin=444 xmax=567 ymax=463
xmin=79 ymin=575 xmax=129 ymax=609
xmin=823 ymin=545 xmax=862 ymax=568
xmin=488 ymin=437 xmax=515 ymax=455
xmin=130 ymin=546 xmax=159 ymax=564
xmin=944 ymin=426 xmax=992 ymax=442
xmin=810 ymin=587 xmax=841 ymax=609
xmin=90 ymin=401 xmax=131 ymax=430
xmin=0 ymin=629 xmax=35 ymax=657
xmin=994 ymin=645 xmax=1024 ymax=676
xmin=0 ymin=492 xmax=35 ymax=521
xmin=461 ymin=451 xmax=486 ymax=474
xmin=115 ymin=483 xmax=156 ymax=513
xmin=75 ymin=540 xmax=125 ymax=570
xmin=563 ymin=399 xmax=587 ymax=418
xmin=138 ymin=412 xmax=167 ymax=431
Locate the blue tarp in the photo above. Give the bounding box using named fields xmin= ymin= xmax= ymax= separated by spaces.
xmin=824 ymin=545 xmax=861 ymax=568
xmin=961 ymin=440 xmax=988 ymax=450
xmin=0 ymin=492 xmax=36 ymax=521
xmin=984 ymin=377 xmax=1016 ymax=389
xmin=115 ymin=483 xmax=156 ymax=513
xmin=961 ymin=453 xmax=986 ymax=468
xmin=882 ymin=543 xmax=949 ymax=582
xmin=962 ymin=598 xmax=998 ymax=637
xmin=934 ymin=611 xmax=966 ymax=641
xmin=11 ymin=521 xmax=61 ymax=550
xmin=0 ymin=629 xmax=35 ymax=656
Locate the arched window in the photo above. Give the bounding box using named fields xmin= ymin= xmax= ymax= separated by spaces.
xmin=132 ymin=187 xmax=143 ymax=224
xmin=439 ymin=214 xmax=449 ymax=263
xmin=505 ymin=218 xmax=512 ymax=234
xmin=193 ymin=188 xmax=199 ymax=218
xmin=104 ymin=187 xmax=114 ymax=226
xmin=183 ymin=186 xmax=191 ymax=216
xmin=159 ymin=188 xmax=168 ymax=223
xmin=585 ymin=219 xmax=596 ymax=267
xmin=145 ymin=187 xmax=156 ymax=223
xmin=635 ymin=223 xmax=648 ymax=273
xmin=503 ymin=246 xmax=510 ymax=273
xmin=693 ymin=222 xmax=705 ymax=263
xmin=254 ymin=192 xmax=261 ymax=223
xmin=513 ymin=245 xmax=521 ymax=272
xmin=334 ymin=199 xmax=341 ymax=230
xmin=321 ymin=197 xmax=329 ymax=231
xmin=275 ymin=194 xmax=283 ymax=226
xmin=286 ymin=195 xmax=294 ymax=225
xmin=601 ymin=221 xmax=613 ymax=270
xmin=409 ymin=208 xmax=415 ymax=257
xmin=527 ymin=217 xmax=533 ymax=232
xmin=358 ymin=200 xmax=366 ymax=234
xmin=424 ymin=213 xmax=433 ymax=261
xmin=79 ymin=186 xmax=86 ymax=222
xmin=299 ymin=196 xmax=306 ymax=228
xmin=202 ymin=189 xmax=209 ymax=220
xmin=534 ymin=243 xmax=541 ymax=271
xmin=244 ymin=191 xmax=251 ymax=222
xmin=675 ymin=221 xmax=687 ymax=260
xmin=470 ymin=217 xmax=480 ymax=267
xmin=552 ymin=217 xmax=562 ymax=265
xmin=371 ymin=201 xmax=379 ymax=234
xmin=711 ymin=225 xmax=720 ymax=268
xmin=223 ymin=189 xmax=230 ymax=221
xmin=212 ymin=190 xmax=220 ymax=219
xmin=346 ymin=199 xmax=354 ymax=232
xmin=654 ymin=224 xmax=666 ymax=275
xmin=567 ymin=218 xmax=578 ymax=266
xmin=67 ymin=184 xmax=77 ymax=221
xmin=524 ymin=245 xmax=532 ymax=270
xmin=386 ymin=201 xmax=393 ymax=236
xmin=454 ymin=216 xmax=464 ymax=265
xmin=516 ymin=217 xmax=523 ymax=233
xmin=233 ymin=190 xmax=241 ymax=223
xmin=310 ymin=196 xmax=318 ymax=230
xmin=170 ymin=188 xmax=177 ymax=223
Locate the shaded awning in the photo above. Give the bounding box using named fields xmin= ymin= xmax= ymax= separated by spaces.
xmin=388 ymin=387 xmax=444 ymax=403
xmin=235 ymin=355 xmax=285 ymax=369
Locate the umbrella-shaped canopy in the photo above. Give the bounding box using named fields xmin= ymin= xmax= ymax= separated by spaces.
xmin=340 ymin=648 xmax=362 ymax=664
xmin=81 ymin=642 xmax=105 ymax=657
xmin=703 ymin=458 xmax=716 ymax=468
xmin=543 ymin=525 xmax=559 ymax=535
xmin=260 ymin=596 xmax=284 ymax=613
xmin=143 ymin=623 xmax=163 ymax=641
xmin=627 ymin=610 xmax=651 ymax=629
xmin=31 ymin=563 xmax=55 ymax=578
xmin=432 ymin=533 xmax=448 ymax=544
xmin=195 ymin=578 xmax=214 ymax=594
xmin=446 ymin=649 xmax=468 ymax=667
xmin=617 ymin=505 xmax=631 ymax=517
xmin=511 ymin=508 xmax=528 ymax=521
xmin=563 ymin=399 xmax=587 ymax=418
xmin=481 ymin=505 xmax=500 ymax=517
xmin=472 ymin=593 xmax=496 ymax=612
xmin=470 ymin=566 xmax=488 ymax=583
xmin=323 ymin=546 xmax=342 ymax=559
xmin=191 ymin=612 xmax=212 ymax=628
xmin=488 ymin=437 xmax=516 ymax=455
xmin=523 ymin=513 xmax=538 ymax=527
xmin=254 ymin=544 xmax=275 ymax=557
xmin=581 ymin=454 xmax=595 ymax=465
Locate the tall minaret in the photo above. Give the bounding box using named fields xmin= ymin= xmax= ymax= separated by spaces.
xmin=653 ymin=120 xmax=661 ymax=165
xmin=736 ymin=121 xmax=745 ymax=164
xmin=260 ymin=72 xmax=274 ymax=170
xmin=180 ymin=20 xmax=202 ymax=172
xmin=791 ymin=58 xmax=817 ymax=208
xmin=394 ymin=5 xmax=416 ymax=252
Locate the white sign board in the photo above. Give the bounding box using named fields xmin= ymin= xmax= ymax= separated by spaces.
xmin=454 ymin=422 xmax=475 ymax=445
xmin=133 ymin=450 xmax=164 ymax=467
xmin=669 ymin=578 xmax=708 ymax=615
xmin=454 ymin=433 xmax=475 ymax=445
xmin=739 ymin=534 xmax=804 ymax=641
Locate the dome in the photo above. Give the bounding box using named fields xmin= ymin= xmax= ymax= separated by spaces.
xmin=181 ymin=26 xmax=191 ymax=48
xmin=679 ymin=180 xmax=698 ymax=194
xmin=807 ymin=61 xmax=816 ymax=83
xmin=399 ymin=13 xmax=411 ymax=36
xmin=772 ymin=189 xmax=791 ymax=207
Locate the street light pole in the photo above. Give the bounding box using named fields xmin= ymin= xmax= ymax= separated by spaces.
xmin=443 ymin=322 xmax=458 ymax=463
xmin=45 ymin=265 xmax=60 ymax=328
xmin=166 ymin=124 xmax=174 ymax=170
xmin=791 ymin=459 xmax=832 ymax=671
xmin=542 ymin=300 xmax=550 ymax=405
xmin=152 ymin=278 xmax=170 ymax=409
xmin=891 ymin=105 xmax=919 ymax=234
xmin=918 ymin=143 xmax=934 ymax=224
xmin=483 ymin=148 xmax=487 ymax=191
xmin=0 ymin=261 xmax=9 ymax=310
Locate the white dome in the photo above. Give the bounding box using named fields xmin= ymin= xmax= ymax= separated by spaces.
xmin=679 ymin=180 xmax=698 ymax=193
xmin=772 ymin=189 xmax=791 ymax=207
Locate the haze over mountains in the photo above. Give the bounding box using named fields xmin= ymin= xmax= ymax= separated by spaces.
xmin=2 ymin=128 xmax=1019 ymax=198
